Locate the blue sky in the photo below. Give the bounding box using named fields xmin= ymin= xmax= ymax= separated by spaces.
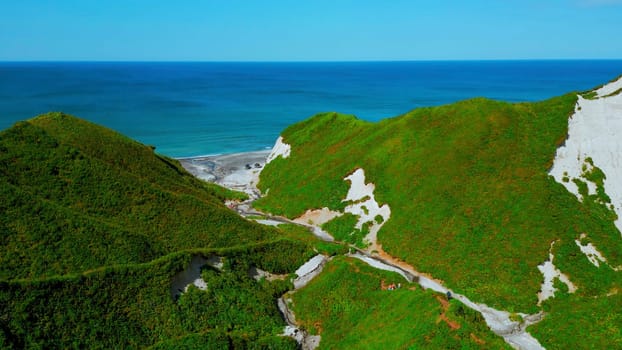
xmin=1 ymin=0 xmax=621 ymax=61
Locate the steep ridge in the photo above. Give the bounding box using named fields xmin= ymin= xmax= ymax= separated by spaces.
xmin=257 ymin=78 xmax=622 ymax=348
xmin=0 ymin=113 xmax=276 ymax=279
xmin=188 ymin=140 xmax=518 ymax=348
xmin=0 ymin=113 xmax=314 ymax=348
xmin=3 ymin=75 xmax=622 ymax=348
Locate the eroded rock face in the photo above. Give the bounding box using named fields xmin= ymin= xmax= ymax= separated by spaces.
xmin=536 ymin=242 xmax=577 ymax=306
xmin=266 ymin=136 xmax=291 ymax=164
xmin=549 ymin=77 xmax=622 ymax=234
xmin=343 ymin=169 xmax=391 ymax=249
xmin=293 ymin=255 xmax=329 ymax=289
xmin=575 ymin=233 xmax=607 ymax=268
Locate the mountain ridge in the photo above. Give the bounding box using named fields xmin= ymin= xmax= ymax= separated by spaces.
xmin=256 ymin=78 xmax=622 ymax=348
xmin=2 ymin=76 xmax=622 ymax=348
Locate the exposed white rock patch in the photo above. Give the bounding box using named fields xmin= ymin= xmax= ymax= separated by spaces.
xmin=549 ymin=76 xmax=622 ymax=233
xmin=343 ymin=169 xmax=391 ymax=248
xmin=537 ymin=242 xmax=577 ymax=305
xmin=290 ymin=213 xmax=337 ymax=241
xmin=206 ymin=255 xmax=224 ymax=270
xmin=292 ymin=169 xmax=392 ymax=245
xmin=575 ymin=233 xmax=607 ymax=268
xmin=248 ymin=266 xmax=288 ymax=281
xmin=221 ymin=169 xmax=261 ymax=196
xmin=189 ymin=278 xmax=207 ymax=291
xmin=253 ymin=219 xmax=283 ymax=226
xmin=171 ymin=255 xmax=223 ymax=299
xmin=293 ymin=207 xmax=343 ymax=226
xmin=280 ymin=255 xmax=329 ymax=349
xmin=306 ymin=225 xmax=335 ymax=242
xmin=293 ymin=254 xmax=329 ymax=289
xmin=283 ymin=325 xmax=321 ymax=350
xmin=349 ymin=253 xmax=412 ymax=282
xmin=596 ymin=76 xmax=622 ymax=97
xmin=266 ymin=136 xmax=291 ymax=164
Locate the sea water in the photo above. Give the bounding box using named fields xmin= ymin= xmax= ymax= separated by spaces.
xmin=0 ymin=60 xmax=620 ymax=157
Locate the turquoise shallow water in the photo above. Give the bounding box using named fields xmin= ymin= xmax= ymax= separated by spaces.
xmin=0 ymin=61 xmax=621 ymax=157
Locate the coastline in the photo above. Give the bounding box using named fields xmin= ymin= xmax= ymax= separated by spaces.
xmin=177 ymin=150 xmax=271 ymax=197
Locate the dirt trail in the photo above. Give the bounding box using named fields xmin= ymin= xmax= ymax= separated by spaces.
xmin=436 ymin=295 xmax=461 ymax=330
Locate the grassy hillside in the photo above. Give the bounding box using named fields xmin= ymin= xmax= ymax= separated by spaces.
xmin=0 ymin=113 xmax=315 ymax=348
xmin=0 ymin=241 xmax=309 ymax=349
xmin=256 ymin=93 xmax=622 ymax=347
xmin=0 ymin=113 xmax=273 ymax=279
xmin=4 ymin=99 xmax=620 ymax=348
xmin=291 ymin=256 xmax=510 ymax=349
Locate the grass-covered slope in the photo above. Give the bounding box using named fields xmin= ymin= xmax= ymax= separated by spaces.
xmin=0 ymin=113 xmax=315 ymax=348
xmin=256 ymin=94 xmax=622 ymax=315
xmin=291 ymin=256 xmax=511 ymax=349
xmin=0 ymin=112 xmax=273 ymax=279
xmin=0 ymin=242 xmax=308 ymax=350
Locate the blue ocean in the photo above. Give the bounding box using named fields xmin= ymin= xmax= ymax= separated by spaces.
xmin=1 ymin=61 xmax=621 ymax=157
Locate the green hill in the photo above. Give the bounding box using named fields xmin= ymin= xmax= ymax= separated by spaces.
xmin=0 ymin=111 xmax=522 ymax=349
xmin=256 ymin=92 xmax=622 ymax=347
xmin=0 ymin=112 xmax=313 ymax=348
xmin=0 ymin=112 xmax=279 ymax=279
xmin=4 ymin=86 xmax=622 ymax=349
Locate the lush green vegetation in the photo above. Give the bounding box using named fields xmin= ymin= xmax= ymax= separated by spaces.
xmin=0 ymin=113 xmax=279 ymax=279
xmin=257 ymin=92 xmax=622 ymax=347
xmin=0 ymin=242 xmax=310 ymax=349
xmin=0 ymin=113 xmax=316 ymax=348
xmin=274 ymin=223 xmax=348 ymax=256
xmin=5 ymin=87 xmax=622 ymax=349
xmin=321 ymin=213 xmax=368 ymax=248
xmin=529 ymin=292 xmax=622 ymax=349
xmin=0 ymin=111 xmax=499 ymax=348
xmin=291 ymin=256 xmax=510 ymax=349
xmin=580 ymin=90 xmax=598 ymax=99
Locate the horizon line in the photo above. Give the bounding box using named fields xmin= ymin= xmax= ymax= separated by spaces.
xmin=1 ymin=58 xmax=622 ymax=64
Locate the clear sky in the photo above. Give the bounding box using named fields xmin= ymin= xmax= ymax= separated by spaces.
xmin=1 ymin=0 xmax=621 ymax=61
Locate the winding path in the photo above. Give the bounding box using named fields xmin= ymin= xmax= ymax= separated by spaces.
xmin=180 ymin=153 xmax=546 ymax=350
xmin=232 ymin=197 xmax=545 ymax=350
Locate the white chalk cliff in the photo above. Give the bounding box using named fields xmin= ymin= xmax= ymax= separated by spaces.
xmin=549 ymin=77 xmax=622 ymax=234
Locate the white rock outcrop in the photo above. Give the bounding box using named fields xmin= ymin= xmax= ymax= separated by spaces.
xmin=549 ymin=76 xmax=622 ymax=233
xmin=537 ymin=242 xmax=577 ymax=305
xmin=343 ymin=168 xmax=391 ymax=248
xmin=266 ymin=136 xmax=291 ymax=164
xmin=575 ymin=233 xmax=608 ymax=268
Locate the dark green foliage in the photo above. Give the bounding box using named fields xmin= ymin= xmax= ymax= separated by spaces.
xmin=275 ymin=223 xmax=348 ymax=255
xmin=581 ymin=91 xmax=598 ymax=99
xmin=148 ymin=331 xmax=231 ymax=350
xmin=204 ymin=182 xmax=250 ymax=202
xmin=0 ymin=243 xmax=309 ymax=349
xmin=149 ymin=332 xmax=297 ymax=350
xmin=582 ymin=160 xmax=613 ymax=205
xmin=0 ymin=113 xmax=277 ymax=279
xmin=230 ymin=238 xmax=315 ymax=274
xmin=0 ymin=113 xmax=315 ymax=348
xmin=177 ymin=265 xmax=287 ymax=335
